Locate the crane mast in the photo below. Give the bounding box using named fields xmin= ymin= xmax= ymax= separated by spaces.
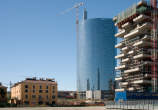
xmin=59 ymin=2 xmax=85 ymax=92
xmin=151 ymin=0 xmax=158 ymax=92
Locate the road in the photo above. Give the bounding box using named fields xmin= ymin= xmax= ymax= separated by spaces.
xmin=0 ymin=107 xmax=105 ymax=110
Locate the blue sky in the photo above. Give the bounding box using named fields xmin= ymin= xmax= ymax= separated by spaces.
xmin=0 ymin=0 xmax=140 ymax=91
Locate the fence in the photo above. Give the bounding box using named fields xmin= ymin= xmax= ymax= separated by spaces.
xmin=106 ymin=100 xmax=158 ymax=110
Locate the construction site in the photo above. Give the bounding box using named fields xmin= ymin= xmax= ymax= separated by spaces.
xmin=114 ymin=0 xmax=158 ymax=93
xmin=105 ymin=0 xmax=158 ymax=109
xmin=112 ymin=0 xmax=158 ymax=101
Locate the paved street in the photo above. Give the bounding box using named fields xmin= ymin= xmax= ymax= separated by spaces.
xmin=0 ymin=107 xmax=105 ymax=110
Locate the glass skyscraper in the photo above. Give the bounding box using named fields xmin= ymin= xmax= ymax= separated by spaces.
xmin=77 ymin=18 xmax=116 ymax=92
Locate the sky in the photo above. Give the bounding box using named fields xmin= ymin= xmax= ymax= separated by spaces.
xmin=0 ymin=0 xmax=141 ymax=91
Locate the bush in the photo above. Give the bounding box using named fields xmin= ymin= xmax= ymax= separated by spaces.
xmin=0 ymin=103 xmax=8 ymax=107
xmin=0 ymin=102 xmax=17 ymax=107
xmin=80 ymin=102 xmax=86 ymax=106
xmin=10 ymin=103 xmax=17 ymax=107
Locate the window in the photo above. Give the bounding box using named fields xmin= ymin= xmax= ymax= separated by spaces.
xmin=25 ymin=95 xmax=28 ymax=99
xmin=25 ymin=89 xmax=28 ymax=93
xmin=31 ymin=102 xmax=36 ymax=105
xmin=33 ymin=85 xmax=35 ymax=89
xmin=46 ymin=85 xmax=48 ymax=89
xmin=39 ymin=90 xmax=43 ymax=93
xmin=38 ymin=95 xmax=42 ymax=99
xmin=46 ymin=102 xmax=49 ymax=105
xmin=38 ymin=101 xmax=43 ymax=105
xmin=33 ymin=90 xmax=35 ymax=93
xmin=46 ymin=95 xmax=48 ymax=100
xmin=52 ymin=86 xmax=55 ymax=90
xmin=52 ymin=90 xmax=55 ymax=94
xmin=40 ymin=85 xmax=42 ymax=89
xmin=52 ymin=95 xmax=56 ymax=99
xmin=46 ymin=90 xmax=48 ymax=93
xmin=32 ymin=95 xmax=36 ymax=99
xmin=24 ymin=101 xmax=29 ymax=105
xmin=25 ymin=85 xmax=28 ymax=88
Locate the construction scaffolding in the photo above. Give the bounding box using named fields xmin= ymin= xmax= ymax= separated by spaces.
xmin=114 ymin=0 xmax=158 ymax=93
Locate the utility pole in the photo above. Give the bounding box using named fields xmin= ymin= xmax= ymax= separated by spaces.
xmin=9 ymin=81 xmax=12 ymax=99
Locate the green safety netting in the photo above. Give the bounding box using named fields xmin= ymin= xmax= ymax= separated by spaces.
xmin=137 ymin=6 xmax=148 ymax=13
xmin=115 ymin=4 xmax=148 ymax=24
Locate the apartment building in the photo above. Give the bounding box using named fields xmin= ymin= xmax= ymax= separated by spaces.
xmin=0 ymin=83 xmax=7 ymax=104
xmin=114 ymin=0 xmax=158 ymax=93
xmin=11 ymin=78 xmax=57 ymax=106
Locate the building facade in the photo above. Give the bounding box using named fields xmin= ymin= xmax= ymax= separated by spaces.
xmin=0 ymin=83 xmax=7 ymax=104
xmin=11 ymin=78 xmax=57 ymax=106
xmin=77 ymin=18 xmax=116 ymax=99
xmin=86 ymin=90 xmax=114 ymax=100
xmin=114 ymin=0 xmax=158 ymax=94
xmin=58 ymin=91 xmax=77 ymax=99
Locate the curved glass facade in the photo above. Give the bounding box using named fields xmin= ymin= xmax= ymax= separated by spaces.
xmin=77 ymin=18 xmax=116 ymax=92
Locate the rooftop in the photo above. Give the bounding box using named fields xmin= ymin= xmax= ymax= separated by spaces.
xmin=11 ymin=77 xmax=57 ymax=88
xmin=0 ymin=82 xmax=7 ymax=88
xmin=113 ymin=0 xmax=151 ymax=25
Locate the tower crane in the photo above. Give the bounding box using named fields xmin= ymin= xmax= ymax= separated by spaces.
xmin=59 ymin=2 xmax=84 ymax=39
xmin=59 ymin=2 xmax=86 ymax=92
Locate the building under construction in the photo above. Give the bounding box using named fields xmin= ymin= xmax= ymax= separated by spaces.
xmin=114 ymin=0 xmax=158 ymax=97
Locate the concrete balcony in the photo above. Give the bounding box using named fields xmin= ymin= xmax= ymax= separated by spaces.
xmin=122 ymin=58 xmax=130 ymax=63
xmin=144 ymin=74 xmax=152 ymax=78
xmin=113 ymin=16 xmax=117 ymax=22
xmin=144 ymin=61 xmax=154 ymax=65
xmin=115 ymin=77 xmax=122 ymax=81
xmin=115 ymin=42 xmax=124 ymax=48
xmin=133 ymin=14 xmax=150 ymax=23
xmin=128 ymin=87 xmax=135 ymax=91
xmin=122 ymin=22 xmax=131 ymax=29
xmin=124 ymin=67 xmax=140 ymax=74
xmin=137 ymin=0 xmax=147 ymax=6
xmin=121 ymin=47 xmax=129 ymax=52
xmin=133 ymin=53 xmax=151 ymax=59
xmin=124 ymin=23 xmax=151 ymax=39
xmin=133 ymin=41 xmax=151 ymax=47
xmin=124 ymin=29 xmax=139 ymax=39
xmin=115 ymin=30 xmax=125 ymax=37
xmin=120 ymin=82 xmax=128 ymax=86
xmin=115 ymin=23 xmax=118 ymax=26
xmin=132 ymin=80 xmax=151 ymax=84
xmin=115 ymin=88 xmax=125 ymax=92
xmin=142 ymin=35 xmax=151 ymax=40
xmin=128 ymin=50 xmax=134 ymax=55
xmin=115 ymin=53 xmax=125 ymax=59
xmin=138 ymin=22 xmax=151 ymax=31
xmin=115 ymin=65 xmax=126 ymax=70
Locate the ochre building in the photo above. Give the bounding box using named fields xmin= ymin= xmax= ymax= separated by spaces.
xmin=11 ymin=78 xmax=57 ymax=106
